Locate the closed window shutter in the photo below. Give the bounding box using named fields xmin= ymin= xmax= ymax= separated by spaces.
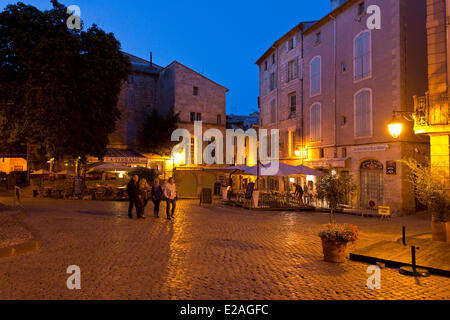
xmin=293 ymin=36 xmax=297 ymax=48
xmin=310 ymin=58 xmax=321 ymax=95
xmin=355 ymin=32 xmax=370 ymax=80
xmin=299 ymin=58 xmax=303 ymax=79
xmin=294 ymin=57 xmax=298 ymax=79
xmin=355 ymin=90 xmax=371 ymax=137
xmin=286 ymin=41 xmax=289 ymax=52
xmin=310 ymin=104 xmax=321 ymax=141
xmin=362 ymin=33 xmax=370 ymax=78
xmin=271 ymin=100 xmax=276 ymax=123
xmin=274 ymin=68 xmax=277 ymax=88
xmin=286 ymin=63 xmax=289 ymax=82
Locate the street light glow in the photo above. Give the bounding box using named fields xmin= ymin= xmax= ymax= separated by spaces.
xmin=388 ymin=121 xmax=403 ymax=139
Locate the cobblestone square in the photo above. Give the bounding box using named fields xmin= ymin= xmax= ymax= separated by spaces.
xmin=0 ymin=198 xmax=449 ymax=300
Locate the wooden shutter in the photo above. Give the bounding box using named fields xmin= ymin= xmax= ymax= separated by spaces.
xmin=294 ymin=57 xmax=299 ymax=79
xmin=286 ymin=63 xmax=289 ymax=82
xmin=362 ymin=33 xmax=370 ymax=78
xmin=355 ymin=90 xmax=371 ymax=137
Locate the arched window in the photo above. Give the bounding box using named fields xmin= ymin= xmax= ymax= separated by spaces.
xmin=310 ymin=56 xmax=321 ymax=96
xmin=354 ymin=31 xmax=371 ymax=80
xmin=310 ymin=103 xmax=321 ymax=142
xmin=354 ymin=89 xmax=372 ymax=137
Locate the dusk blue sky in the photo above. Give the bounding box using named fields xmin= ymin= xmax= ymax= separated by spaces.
xmin=2 ymin=0 xmax=331 ymax=115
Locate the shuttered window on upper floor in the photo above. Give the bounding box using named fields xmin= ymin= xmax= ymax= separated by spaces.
xmin=286 ymin=58 xmax=298 ymax=82
xmin=354 ymin=89 xmax=372 ymax=137
xmin=270 ymin=100 xmax=276 ymax=124
xmin=310 ymin=103 xmax=321 ymax=142
xmin=354 ymin=31 xmax=371 ymax=80
xmin=310 ymin=57 xmax=321 ymax=96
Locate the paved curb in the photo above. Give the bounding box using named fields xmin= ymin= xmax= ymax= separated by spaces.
xmin=0 ymin=206 xmax=43 ymax=259
xmin=0 ymin=240 xmax=43 ymax=259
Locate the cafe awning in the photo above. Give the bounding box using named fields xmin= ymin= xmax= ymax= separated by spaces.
xmin=87 ymin=163 xmax=135 ymax=173
xmin=31 ymin=169 xmax=50 ymax=175
xmin=55 ymin=170 xmax=76 ymax=176
xmin=244 ymin=163 xmax=322 ymax=177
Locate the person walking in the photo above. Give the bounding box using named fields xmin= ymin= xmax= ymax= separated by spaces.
xmin=139 ymin=177 xmax=151 ymax=218
xmin=151 ymin=178 xmax=163 ymax=218
xmin=295 ymin=183 xmax=304 ymax=204
xmin=163 ymin=177 xmax=177 ymax=220
xmin=127 ymin=175 xmax=142 ymax=219
xmin=303 ymin=182 xmax=309 ymax=205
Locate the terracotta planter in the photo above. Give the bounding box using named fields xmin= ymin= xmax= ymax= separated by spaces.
xmin=431 ymin=221 xmax=450 ymax=242
xmin=321 ymin=239 xmax=348 ymax=263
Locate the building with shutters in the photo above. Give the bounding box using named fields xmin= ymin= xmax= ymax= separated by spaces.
xmin=413 ymin=0 xmax=450 ymax=197
xmin=94 ymin=52 xmax=229 ymax=198
xmin=256 ymin=0 xmax=430 ymax=214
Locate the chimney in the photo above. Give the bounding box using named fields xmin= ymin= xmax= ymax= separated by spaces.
xmin=150 ymin=51 xmax=153 ymax=68
xmin=331 ymin=0 xmax=347 ymax=10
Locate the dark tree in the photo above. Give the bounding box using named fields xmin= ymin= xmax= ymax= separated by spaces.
xmin=0 ymin=1 xmax=131 ymax=160
xmin=138 ymin=109 xmax=180 ymax=155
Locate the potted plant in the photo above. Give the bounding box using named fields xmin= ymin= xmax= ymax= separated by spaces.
xmin=319 ymin=224 xmax=359 ymax=263
xmin=316 ymin=168 xmax=358 ymax=262
xmin=403 ymin=159 xmax=450 ymax=242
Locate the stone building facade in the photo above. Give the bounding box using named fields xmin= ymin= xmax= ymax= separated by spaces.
xmin=413 ymin=0 xmax=450 ymax=195
xmin=104 ymin=53 xmax=229 ymax=198
xmin=257 ymin=0 xmax=429 ymax=214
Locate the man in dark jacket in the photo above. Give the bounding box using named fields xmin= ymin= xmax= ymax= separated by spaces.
xmin=127 ymin=175 xmax=142 ymax=219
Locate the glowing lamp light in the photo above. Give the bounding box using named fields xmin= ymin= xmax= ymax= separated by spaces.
xmin=294 ymin=150 xmax=301 ymax=157
xmin=173 ymin=150 xmax=185 ymax=166
xmin=289 ymin=177 xmax=295 ymax=183
xmin=118 ymin=171 xmax=125 ymax=178
xmin=388 ymin=120 xmax=403 ymax=139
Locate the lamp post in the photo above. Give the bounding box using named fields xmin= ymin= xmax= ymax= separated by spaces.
xmin=387 ymin=111 xmax=416 ymax=139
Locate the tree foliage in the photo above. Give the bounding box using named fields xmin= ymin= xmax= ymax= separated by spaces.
xmin=0 ymin=1 xmax=131 ymax=159
xmin=403 ymin=158 xmax=449 ymax=222
xmin=138 ymin=109 xmax=180 ymax=155
xmin=315 ymin=168 xmax=357 ymax=223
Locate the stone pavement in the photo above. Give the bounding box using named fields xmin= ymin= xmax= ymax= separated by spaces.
xmin=0 ymin=197 xmax=448 ymax=300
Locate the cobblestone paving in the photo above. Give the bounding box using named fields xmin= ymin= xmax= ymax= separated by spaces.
xmin=0 ymin=210 xmax=32 ymax=249
xmin=0 ymin=198 xmax=448 ymax=300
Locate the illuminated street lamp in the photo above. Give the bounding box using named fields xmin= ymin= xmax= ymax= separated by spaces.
xmin=388 ymin=118 xmax=403 ymax=139
xmin=387 ymin=111 xmax=415 ymax=139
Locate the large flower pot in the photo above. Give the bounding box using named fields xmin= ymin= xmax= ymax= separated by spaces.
xmin=321 ymin=239 xmax=348 ymax=263
xmin=431 ymin=221 xmax=450 ymax=242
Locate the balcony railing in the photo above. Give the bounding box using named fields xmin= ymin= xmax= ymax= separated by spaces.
xmin=414 ymin=93 xmax=450 ymax=129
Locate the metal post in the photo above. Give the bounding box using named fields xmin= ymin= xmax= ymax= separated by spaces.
xmin=411 ymin=246 xmax=416 ymax=272
xmin=402 ymin=226 xmax=406 ymax=246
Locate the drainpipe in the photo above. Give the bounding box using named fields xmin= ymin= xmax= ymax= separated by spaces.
xmin=301 ymin=31 xmax=305 ymax=164
xmin=446 ymin=0 xmax=450 ymax=92
xmin=330 ymin=14 xmax=338 ymax=151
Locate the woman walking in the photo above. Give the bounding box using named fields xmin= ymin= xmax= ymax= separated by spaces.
xmin=163 ymin=177 xmax=177 ymax=220
xmin=138 ymin=177 xmax=151 ymax=218
xmin=151 ymin=178 xmax=163 ymax=218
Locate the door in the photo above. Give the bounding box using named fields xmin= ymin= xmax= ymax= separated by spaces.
xmin=177 ymin=172 xmax=198 ymax=198
xmin=360 ymin=160 xmax=383 ymax=209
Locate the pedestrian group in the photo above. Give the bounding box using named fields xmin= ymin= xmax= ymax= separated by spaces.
xmin=127 ymin=175 xmax=177 ymax=220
